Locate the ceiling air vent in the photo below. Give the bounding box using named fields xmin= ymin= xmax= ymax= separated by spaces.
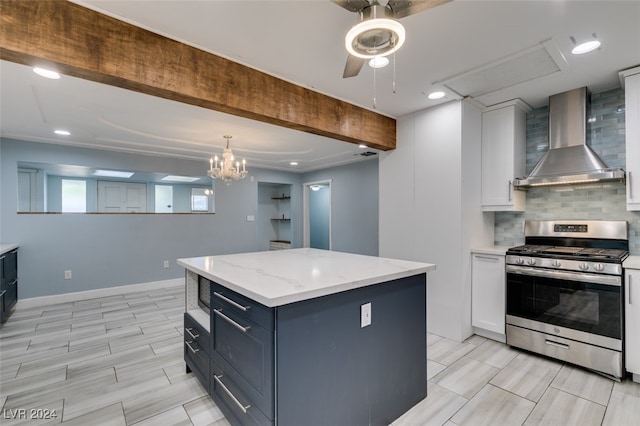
xmin=437 ymin=40 xmax=567 ymax=99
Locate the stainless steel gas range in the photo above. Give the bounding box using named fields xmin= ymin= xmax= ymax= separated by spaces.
xmin=506 ymin=220 xmax=629 ymax=379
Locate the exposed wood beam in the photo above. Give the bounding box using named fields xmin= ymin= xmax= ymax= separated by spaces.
xmin=0 ymin=0 xmax=396 ymax=150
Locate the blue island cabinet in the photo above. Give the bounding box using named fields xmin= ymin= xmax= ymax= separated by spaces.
xmin=186 ymin=272 xmax=427 ymax=426
xmin=1 ymin=248 xmax=18 ymax=324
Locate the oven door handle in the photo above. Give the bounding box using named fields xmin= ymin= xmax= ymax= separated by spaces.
xmin=506 ymin=265 xmax=621 ymax=286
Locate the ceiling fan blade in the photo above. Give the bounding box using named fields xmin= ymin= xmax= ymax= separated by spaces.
xmin=343 ymin=55 xmax=366 ymax=78
xmin=388 ymin=0 xmax=451 ymax=19
xmin=331 ymin=0 xmax=371 ymax=13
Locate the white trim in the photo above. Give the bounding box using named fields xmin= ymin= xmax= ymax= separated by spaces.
xmin=16 ymin=278 xmax=183 ymax=309
xmin=302 ymin=179 xmax=332 ymax=250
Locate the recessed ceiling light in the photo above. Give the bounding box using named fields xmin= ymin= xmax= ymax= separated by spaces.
xmin=310 ymin=185 xmax=321 ymax=191
xmin=570 ymin=34 xmax=601 ymax=55
xmin=368 ymin=57 xmax=389 ymax=69
xmin=93 ymin=170 xmax=134 ymax=178
xmin=33 ymin=67 xmax=61 ymax=79
xmin=290 ymin=162 xmax=298 ymax=166
xmin=428 ymin=91 xmax=446 ymax=100
xmin=571 ymin=40 xmax=601 ymax=55
xmin=161 ymin=175 xmax=200 ymax=183
xmin=54 ymin=129 xmax=71 ymax=136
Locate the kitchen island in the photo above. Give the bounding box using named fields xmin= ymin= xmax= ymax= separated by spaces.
xmin=178 ymin=248 xmax=435 ymax=426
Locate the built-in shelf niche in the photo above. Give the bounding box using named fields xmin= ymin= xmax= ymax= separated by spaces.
xmin=258 ymin=182 xmax=292 ymax=250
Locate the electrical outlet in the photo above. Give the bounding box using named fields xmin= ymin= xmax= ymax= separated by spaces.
xmin=361 ymin=302 xmax=371 ymax=328
xmin=64 ymin=270 xmax=72 ymax=280
xmin=163 ymin=260 xmax=170 ymax=269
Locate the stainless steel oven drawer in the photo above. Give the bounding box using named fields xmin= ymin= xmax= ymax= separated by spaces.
xmin=506 ymin=324 xmax=623 ymax=378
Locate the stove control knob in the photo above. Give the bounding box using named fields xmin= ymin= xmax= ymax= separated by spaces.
xmin=515 ymin=257 xmax=525 ymax=265
xmin=526 ymin=258 xmax=536 ymax=266
xmin=594 ymin=263 xmax=605 ymax=272
xmin=578 ymin=263 xmax=589 ymax=271
xmin=552 ymin=260 xmax=562 ymax=268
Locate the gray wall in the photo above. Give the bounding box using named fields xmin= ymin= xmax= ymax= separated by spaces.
xmin=494 ymin=88 xmax=640 ymax=253
xmin=302 ymin=159 xmax=379 ymax=256
xmin=0 ymin=139 xmax=380 ymax=298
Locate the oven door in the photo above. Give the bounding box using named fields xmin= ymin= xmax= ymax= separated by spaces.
xmin=506 ymin=265 xmax=622 ymax=342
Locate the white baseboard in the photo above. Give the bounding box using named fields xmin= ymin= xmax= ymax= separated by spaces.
xmin=17 ymin=278 xmax=184 ymax=309
xmin=473 ymin=327 xmax=507 ymax=343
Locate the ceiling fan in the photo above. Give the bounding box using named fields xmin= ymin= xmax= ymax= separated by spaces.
xmin=332 ymin=0 xmax=451 ymax=78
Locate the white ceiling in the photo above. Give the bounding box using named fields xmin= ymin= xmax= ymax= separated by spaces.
xmin=1 ymin=0 xmax=639 ymax=172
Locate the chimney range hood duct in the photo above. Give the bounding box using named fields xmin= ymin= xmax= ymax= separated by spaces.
xmin=513 ymin=87 xmax=625 ymax=188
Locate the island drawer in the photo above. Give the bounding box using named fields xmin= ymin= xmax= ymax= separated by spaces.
xmin=211 ymin=304 xmax=274 ymax=419
xmin=211 ymin=282 xmax=274 ymax=331
xmin=211 ymin=360 xmax=273 ymax=426
xmin=184 ymin=313 xmax=210 ymax=387
xmin=184 ymin=313 xmax=210 ymax=355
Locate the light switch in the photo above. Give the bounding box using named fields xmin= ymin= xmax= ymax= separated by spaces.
xmin=247 ymin=215 xmax=255 ymax=222
xmin=361 ymin=302 xmax=371 ymax=328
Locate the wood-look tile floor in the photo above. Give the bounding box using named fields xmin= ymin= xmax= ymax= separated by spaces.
xmin=1 ymin=285 xmax=639 ymax=425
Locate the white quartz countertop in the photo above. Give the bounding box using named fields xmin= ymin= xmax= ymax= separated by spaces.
xmin=624 ymin=255 xmax=640 ymax=270
xmin=0 ymin=244 xmax=19 ymax=256
xmin=471 ymin=246 xmax=511 ymax=256
xmin=177 ymin=248 xmax=436 ymax=307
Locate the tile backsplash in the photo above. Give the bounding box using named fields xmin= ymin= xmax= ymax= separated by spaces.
xmin=494 ymin=87 xmax=640 ymax=254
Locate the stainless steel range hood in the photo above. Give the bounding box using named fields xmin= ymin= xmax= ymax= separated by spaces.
xmin=513 ymin=87 xmax=625 ymax=188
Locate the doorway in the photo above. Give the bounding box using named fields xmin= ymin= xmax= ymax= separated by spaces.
xmin=303 ymin=180 xmax=332 ymax=250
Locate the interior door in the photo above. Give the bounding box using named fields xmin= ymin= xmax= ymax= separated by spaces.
xmin=98 ymin=181 xmax=147 ymax=212
xmin=154 ymin=185 xmax=173 ymax=213
xmin=303 ymin=180 xmax=332 ymax=250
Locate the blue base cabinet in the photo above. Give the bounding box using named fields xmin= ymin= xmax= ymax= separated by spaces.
xmin=185 ymin=273 xmax=427 ymax=426
xmin=1 ymin=249 xmax=18 ymax=324
xmin=184 ymin=313 xmax=210 ymax=389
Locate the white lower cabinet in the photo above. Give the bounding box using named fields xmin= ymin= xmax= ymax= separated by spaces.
xmin=471 ymin=252 xmax=505 ymax=338
xmin=626 ymin=268 xmax=640 ymax=382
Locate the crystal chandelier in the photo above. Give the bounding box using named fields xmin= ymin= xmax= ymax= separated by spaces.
xmin=207 ymin=135 xmax=247 ymax=185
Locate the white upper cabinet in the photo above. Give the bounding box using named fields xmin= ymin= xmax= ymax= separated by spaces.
xmin=622 ymin=67 xmax=640 ymax=211
xmin=481 ymin=100 xmax=530 ymax=211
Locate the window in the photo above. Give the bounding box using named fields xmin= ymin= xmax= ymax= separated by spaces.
xmin=61 ymin=179 xmax=86 ymax=212
xmin=191 ymin=187 xmax=210 ymax=212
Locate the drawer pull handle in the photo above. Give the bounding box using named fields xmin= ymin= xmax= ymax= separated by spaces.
xmin=185 ymin=340 xmax=199 ymax=354
xmin=214 ymin=291 xmax=250 ymax=311
xmin=214 ymin=309 xmax=251 ymax=333
xmin=474 ymin=255 xmax=500 ymax=261
xmin=545 ymin=339 xmax=569 ymax=350
xmin=185 ymin=327 xmax=199 ymax=339
xmin=214 ymin=374 xmax=251 ymax=414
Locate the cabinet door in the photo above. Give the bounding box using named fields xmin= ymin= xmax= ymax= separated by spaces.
xmin=0 ymin=287 xmax=5 ymax=322
xmin=625 ymin=72 xmax=640 ymax=210
xmin=626 ymin=269 xmax=640 ymax=374
xmin=481 ymin=103 xmax=527 ymax=211
xmin=472 ymin=254 xmax=506 ymax=335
